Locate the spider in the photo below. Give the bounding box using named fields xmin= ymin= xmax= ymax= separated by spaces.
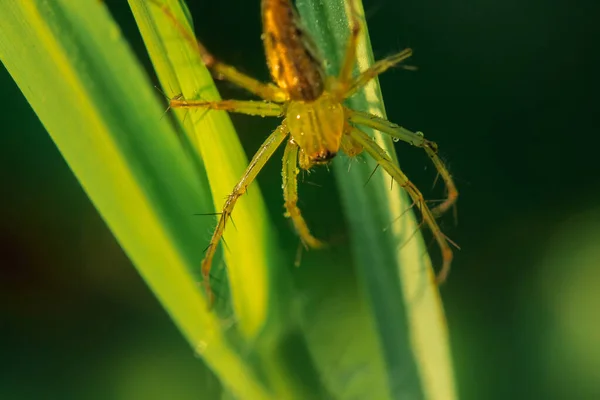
xmin=149 ymin=0 xmax=458 ymax=303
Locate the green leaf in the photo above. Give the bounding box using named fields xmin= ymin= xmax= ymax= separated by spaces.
xmin=296 ymin=0 xmax=457 ymax=399
xmin=129 ymin=0 xmax=290 ymax=338
xmin=0 ymin=0 xmax=272 ymax=398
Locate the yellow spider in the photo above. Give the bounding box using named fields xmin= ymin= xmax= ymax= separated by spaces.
xmin=150 ymin=0 xmax=458 ymax=303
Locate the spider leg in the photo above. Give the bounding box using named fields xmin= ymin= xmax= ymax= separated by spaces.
xmin=333 ymin=1 xmax=412 ymax=99
xmin=348 ymin=126 xmax=453 ymax=284
xmin=282 ymin=140 xmax=325 ymax=249
xmin=344 ymin=48 xmax=413 ymax=98
xmin=334 ymin=0 xmax=362 ymax=96
xmin=170 ymin=98 xmax=284 ymax=117
xmin=340 ymin=124 xmax=364 ymax=157
xmin=346 ymin=109 xmax=458 ymax=216
xmin=146 ymin=0 xmax=286 ymax=102
xmin=202 ymin=122 xmax=289 ymax=305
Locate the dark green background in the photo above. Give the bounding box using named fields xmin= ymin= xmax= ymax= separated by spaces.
xmin=2 ymin=0 xmax=599 ymax=399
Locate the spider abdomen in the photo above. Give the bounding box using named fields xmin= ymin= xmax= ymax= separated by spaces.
xmin=261 ymin=0 xmax=325 ymax=101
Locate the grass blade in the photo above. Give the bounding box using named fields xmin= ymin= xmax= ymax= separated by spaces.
xmin=0 ymin=0 xmax=272 ymax=397
xmin=129 ymin=0 xmax=289 ymax=338
xmin=129 ymin=1 xmax=326 ymax=398
xmin=297 ymin=0 xmax=458 ymax=398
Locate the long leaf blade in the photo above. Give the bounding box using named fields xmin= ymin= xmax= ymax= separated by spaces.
xmin=130 ymin=0 xmax=290 ymax=338
xmin=130 ymin=2 xmax=328 ymax=398
xmin=0 ymin=1 xmax=272 ymax=398
xmin=296 ymin=0 xmax=457 ymax=398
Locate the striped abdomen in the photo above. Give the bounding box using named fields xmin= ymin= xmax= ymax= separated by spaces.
xmin=261 ymin=0 xmax=325 ymax=101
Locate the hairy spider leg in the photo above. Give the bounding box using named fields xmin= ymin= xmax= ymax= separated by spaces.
xmin=170 ymin=98 xmax=284 ymax=117
xmin=335 ymin=0 xmax=362 ymax=95
xmin=344 ymin=48 xmax=413 ymax=99
xmin=340 ymin=123 xmax=364 ymax=156
xmin=282 ymin=140 xmax=325 ymax=249
xmin=329 ymin=1 xmax=414 ymax=99
xmin=347 ymin=126 xmax=453 ymax=284
xmin=147 ymin=0 xmax=286 ymax=102
xmin=201 ymin=123 xmax=289 ymax=304
xmin=346 ymin=109 xmax=458 ymax=216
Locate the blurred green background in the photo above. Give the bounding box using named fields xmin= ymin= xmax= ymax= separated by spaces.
xmin=2 ymin=0 xmax=599 ymax=399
